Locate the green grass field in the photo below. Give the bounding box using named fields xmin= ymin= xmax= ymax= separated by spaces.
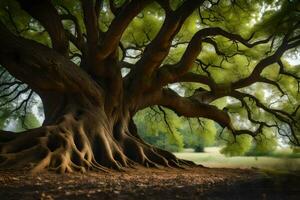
xmin=174 ymin=147 xmax=300 ymax=171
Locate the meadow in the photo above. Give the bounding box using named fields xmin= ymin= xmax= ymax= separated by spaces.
xmin=174 ymin=147 xmax=300 ymax=171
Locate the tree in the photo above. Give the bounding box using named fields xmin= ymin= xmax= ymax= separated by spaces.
xmin=180 ymin=118 xmax=217 ymax=152
xmin=0 ymin=0 xmax=299 ymax=173
xmin=0 ymin=73 xmax=41 ymax=131
xmin=134 ymin=107 xmax=185 ymax=152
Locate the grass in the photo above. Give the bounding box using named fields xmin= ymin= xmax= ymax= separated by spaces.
xmin=174 ymin=147 xmax=300 ymax=171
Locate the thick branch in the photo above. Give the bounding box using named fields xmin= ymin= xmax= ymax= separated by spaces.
xmin=232 ymin=31 xmax=300 ymax=89
xmin=59 ymin=9 xmax=85 ymax=54
xmin=158 ymin=27 xmax=272 ymax=86
xmin=155 ymin=88 xmax=233 ymax=129
xmin=0 ymin=22 xmax=103 ymax=102
xmin=232 ymin=44 xmax=287 ymax=89
xmin=16 ymin=0 xmax=69 ymax=55
xmin=131 ymin=0 xmax=205 ymax=77
xmin=169 ymin=72 xmax=215 ymax=87
xmin=97 ymin=0 xmax=151 ymax=60
xmin=81 ymin=0 xmax=99 ymax=52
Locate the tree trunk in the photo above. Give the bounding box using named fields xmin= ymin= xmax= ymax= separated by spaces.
xmin=0 ymin=10 xmax=198 ymax=173
xmin=0 ymin=88 xmax=194 ymax=173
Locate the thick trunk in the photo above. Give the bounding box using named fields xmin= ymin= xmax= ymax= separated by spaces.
xmin=0 ymin=18 xmax=195 ymax=173
xmin=0 ymin=91 xmax=194 ymax=173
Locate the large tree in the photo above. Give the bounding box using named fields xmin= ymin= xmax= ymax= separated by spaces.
xmin=0 ymin=0 xmax=299 ymax=173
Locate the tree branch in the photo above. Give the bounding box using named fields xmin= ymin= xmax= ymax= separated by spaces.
xmin=230 ymin=90 xmax=299 ymax=145
xmin=97 ymin=0 xmax=152 ymax=60
xmin=130 ymin=0 xmax=205 ymax=77
xmin=16 ymin=0 xmax=69 ymax=55
xmin=158 ymin=27 xmax=272 ymax=86
xmin=59 ymin=7 xmax=85 ymax=53
xmin=232 ymin=29 xmax=300 ymax=89
xmin=169 ymin=72 xmax=215 ymax=86
xmin=0 ymin=22 xmax=103 ymax=101
xmin=81 ymin=0 xmax=99 ymax=52
xmin=154 ymin=88 xmax=234 ymax=129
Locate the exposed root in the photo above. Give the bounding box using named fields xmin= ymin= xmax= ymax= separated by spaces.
xmin=121 ymin=135 xmax=197 ymax=170
xmin=0 ymin=114 xmax=197 ymax=174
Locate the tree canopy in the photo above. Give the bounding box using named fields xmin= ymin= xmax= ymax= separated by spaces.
xmin=0 ymin=0 xmax=299 ymax=172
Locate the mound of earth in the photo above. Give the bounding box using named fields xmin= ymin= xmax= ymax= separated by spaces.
xmin=0 ymin=167 xmax=299 ymax=200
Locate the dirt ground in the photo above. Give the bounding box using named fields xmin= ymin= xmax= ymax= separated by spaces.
xmin=0 ymin=166 xmax=299 ymax=200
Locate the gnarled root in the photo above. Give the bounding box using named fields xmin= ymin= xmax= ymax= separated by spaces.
xmin=0 ymin=125 xmax=106 ymax=173
xmin=0 ymin=115 xmax=197 ymax=173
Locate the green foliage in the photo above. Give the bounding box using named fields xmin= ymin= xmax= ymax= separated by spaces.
xmin=0 ymin=107 xmax=10 ymax=129
xmin=0 ymin=0 xmax=299 ymax=155
xmin=122 ymin=3 xmax=164 ymax=48
xmin=0 ymin=109 xmax=40 ymax=132
xmin=220 ymin=128 xmax=280 ymax=157
xmin=133 ymin=101 xmax=288 ymax=156
xmin=253 ymin=0 xmax=300 ymax=36
xmin=293 ymin=147 xmax=300 ymax=153
xmin=134 ymin=107 xmax=184 ymax=152
xmin=134 ymin=106 xmax=219 ymax=152
xmin=13 ymin=112 xmax=40 ymax=132
xmin=248 ymin=129 xmax=278 ymax=156
xmin=0 ymin=108 xmax=41 ymax=132
xmin=181 ymin=119 xmax=217 ymax=152
xmin=0 ymin=67 xmax=41 ymax=132
xmin=220 ymin=133 xmax=253 ymax=156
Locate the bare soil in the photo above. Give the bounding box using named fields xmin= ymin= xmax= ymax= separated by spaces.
xmin=0 ymin=166 xmax=299 ymax=200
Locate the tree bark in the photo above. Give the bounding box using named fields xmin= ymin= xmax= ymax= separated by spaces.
xmin=0 ymin=19 xmax=196 ymax=173
xmin=2 ymin=0 xmax=298 ymax=173
xmin=0 ymin=86 xmax=195 ymax=173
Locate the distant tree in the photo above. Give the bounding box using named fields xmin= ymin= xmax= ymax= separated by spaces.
xmin=134 ymin=107 xmax=184 ymax=152
xmin=0 ymin=69 xmax=41 ymax=131
xmin=247 ymin=129 xmax=278 ymax=156
xmin=0 ymin=0 xmax=299 ymax=173
xmin=180 ymin=119 xmax=217 ymax=152
xmin=220 ymin=133 xmax=253 ymax=156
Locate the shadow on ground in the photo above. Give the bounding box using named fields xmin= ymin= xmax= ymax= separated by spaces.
xmin=0 ymin=167 xmax=299 ymax=200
